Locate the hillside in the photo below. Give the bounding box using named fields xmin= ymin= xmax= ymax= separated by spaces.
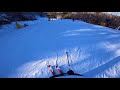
xmin=0 ymin=17 xmax=120 ymax=78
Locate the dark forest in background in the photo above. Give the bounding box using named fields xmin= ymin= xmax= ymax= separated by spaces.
xmin=1 ymin=12 xmax=120 ymax=30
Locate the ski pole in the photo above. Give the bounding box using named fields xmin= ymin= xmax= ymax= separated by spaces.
xmin=66 ymin=52 xmax=70 ymax=67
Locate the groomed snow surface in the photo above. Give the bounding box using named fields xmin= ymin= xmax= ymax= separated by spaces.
xmin=0 ymin=17 xmax=120 ymax=78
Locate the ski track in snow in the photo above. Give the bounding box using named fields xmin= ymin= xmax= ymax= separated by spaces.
xmin=0 ymin=18 xmax=120 ymax=78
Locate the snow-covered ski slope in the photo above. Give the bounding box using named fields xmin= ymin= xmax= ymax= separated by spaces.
xmin=0 ymin=17 xmax=120 ymax=78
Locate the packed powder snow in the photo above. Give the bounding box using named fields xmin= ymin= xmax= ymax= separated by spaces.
xmin=0 ymin=17 xmax=120 ymax=78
